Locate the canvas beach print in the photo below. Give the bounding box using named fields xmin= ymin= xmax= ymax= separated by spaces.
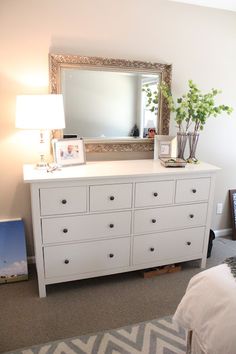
xmin=0 ymin=219 xmax=28 ymax=283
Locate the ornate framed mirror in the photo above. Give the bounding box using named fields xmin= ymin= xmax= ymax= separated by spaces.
xmin=49 ymin=54 xmax=172 ymax=153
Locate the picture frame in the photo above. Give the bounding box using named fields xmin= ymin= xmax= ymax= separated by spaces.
xmin=229 ymin=189 xmax=236 ymax=240
xmin=53 ymin=138 xmax=86 ymax=166
xmin=154 ymin=135 xmax=177 ymax=160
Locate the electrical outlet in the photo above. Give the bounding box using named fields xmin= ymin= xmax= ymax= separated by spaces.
xmin=216 ymin=203 xmax=223 ymax=214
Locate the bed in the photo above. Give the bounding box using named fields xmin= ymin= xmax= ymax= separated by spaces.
xmin=173 ymin=259 xmax=236 ymax=354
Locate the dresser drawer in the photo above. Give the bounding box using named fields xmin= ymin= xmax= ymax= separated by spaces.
xmin=44 ymin=237 xmax=130 ymax=278
xmin=133 ymin=227 xmax=205 ymax=265
xmin=135 ymin=180 xmax=174 ymax=207
xmin=90 ymin=184 xmax=132 ymax=211
xmin=175 ymin=178 xmax=210 ymax=203
xmin=40 ymin=187 xmax=86 ymax=216
xmin=42 ymin=211 xmax=131 ymax=244
xmin=134 ymin=203 xmax=207 ymax=234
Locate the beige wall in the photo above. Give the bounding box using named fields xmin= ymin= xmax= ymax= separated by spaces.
xmin=1 ymin=0 xmax=236 ymax=257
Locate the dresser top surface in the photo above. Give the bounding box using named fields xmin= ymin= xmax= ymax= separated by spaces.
xmin=23 ymin=160 xmax=220 ymax=183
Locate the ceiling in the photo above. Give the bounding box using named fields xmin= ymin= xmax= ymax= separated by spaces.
xmin=169 ymin=0 xmax=236 ymax=12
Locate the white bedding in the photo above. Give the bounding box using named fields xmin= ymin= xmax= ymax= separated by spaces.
xmin=173 ymin=263 xmax=236 ymax=354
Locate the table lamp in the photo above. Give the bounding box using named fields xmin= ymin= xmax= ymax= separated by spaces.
xmin=16 ymin=94 xmax=65 ymax=168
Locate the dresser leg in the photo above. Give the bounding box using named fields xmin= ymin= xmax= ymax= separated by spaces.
xmin=200 ymin=257 xmax=206 ymax=268
xmin=38 ymin=283 xmax=47 ymax=298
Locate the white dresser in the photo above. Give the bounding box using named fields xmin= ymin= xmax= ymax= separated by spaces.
xmin=24 ymin=160 xmax=219 ymax=297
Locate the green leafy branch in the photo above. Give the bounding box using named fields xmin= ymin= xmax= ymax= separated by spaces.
xmin=142 ymin=84 xmax=159 ymax=113
xmin=160 ymin=80 xmax=233 ymax=133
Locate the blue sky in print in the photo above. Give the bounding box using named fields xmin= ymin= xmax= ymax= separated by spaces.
xmin=0 ymin=219 xmax=28 ymax=276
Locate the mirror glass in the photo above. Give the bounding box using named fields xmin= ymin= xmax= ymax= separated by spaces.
xmin=49 ymin=54 xmax=171 ymax=152
xmin=61 ymin=68 xmax=160 ymax=139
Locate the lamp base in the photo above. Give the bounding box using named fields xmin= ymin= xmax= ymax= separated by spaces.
xmin=35 ymin=161 xmax=48 ymax=170
xmin=35 ymin=154 xmax=48 ymax=170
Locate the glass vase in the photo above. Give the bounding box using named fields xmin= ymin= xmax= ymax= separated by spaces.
xmin=187 ymin=132 xmax=200 ymax=163
xmin=177 ymin=132 xmax=188 ymax=160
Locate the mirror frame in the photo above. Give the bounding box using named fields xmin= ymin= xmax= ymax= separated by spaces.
xmin=49 ymin=53 xmax=172 ymax=153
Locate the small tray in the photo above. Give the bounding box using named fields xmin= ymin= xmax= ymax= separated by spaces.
xmin=160 ymin=157 xmax=187 ymax=168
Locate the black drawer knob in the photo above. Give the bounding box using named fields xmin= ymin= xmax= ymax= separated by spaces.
xmin=109 ymin=196 xmax=115 ymax=201
xmin=61 ymin=199 xmax=67 ymax=205
xmin=109 ymin=253 xmax=114 ymax=258
xmin=186 ymin=241 xmax=191 ymax=246
xmin=63 ymin=228 xmax=68 ymax=234
xmin=64 ymin=259 xmax=70 ymax=264
xmin=150 ymin=247 xmax=155 ymax=252
xmin=153 ymin=192 xmax=158 ymax=197
xmin=151 ymin=219 xmax=157 ymax=223
xmin=189 ymin=214 xmax=194 ymax=219
xmin=192 ymin=189 xmax=197 ymax=194
xmin=109 ymin=223 xmax=114 ymax=228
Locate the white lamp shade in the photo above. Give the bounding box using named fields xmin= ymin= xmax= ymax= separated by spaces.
xmin=16 ymin=94 xmax=65 ymax=130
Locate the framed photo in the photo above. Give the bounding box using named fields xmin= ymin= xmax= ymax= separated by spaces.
xmin=154 ymin=135 xmax=177 ymax=160
xmin=229 ymin=189 xmax=236 ymax=240
xmin=54 ymin=138 xmax=86 ymax=166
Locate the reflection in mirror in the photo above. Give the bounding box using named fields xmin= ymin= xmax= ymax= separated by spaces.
xmin=49 ymin=54 xmax=172 ymax=153
xmin=62 ymin=68 xmax=160 ymax=138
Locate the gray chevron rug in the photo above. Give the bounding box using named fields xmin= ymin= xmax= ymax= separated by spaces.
xmin=6 ymin=316 xmax=187 ymax=354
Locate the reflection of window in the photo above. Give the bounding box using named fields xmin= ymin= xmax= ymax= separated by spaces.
xmin=141 ymin=79 xmax=159 ymax=137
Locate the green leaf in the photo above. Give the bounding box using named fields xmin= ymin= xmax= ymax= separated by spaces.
xmin=159 ymin=79 xmax=233 ymax=132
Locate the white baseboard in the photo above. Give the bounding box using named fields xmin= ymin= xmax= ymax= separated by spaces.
xmin=214 ymin=228 xmax=232 ymax=238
